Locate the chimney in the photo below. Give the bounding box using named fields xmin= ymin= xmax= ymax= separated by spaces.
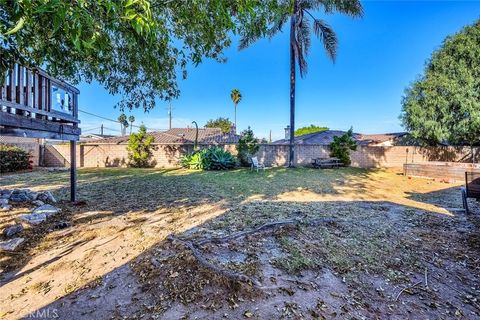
xmin=284 ymin=125 xmax=291 ymax=140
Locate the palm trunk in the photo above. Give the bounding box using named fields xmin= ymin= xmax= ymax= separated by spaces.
xmin=288 ymin=9 xmax=296 ymax=168
xmin=234 ymin=104 xmax=237 ymax=134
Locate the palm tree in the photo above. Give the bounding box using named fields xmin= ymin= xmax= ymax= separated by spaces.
xmin=118 ymin=113 xmax=128 ymax=136
xmin=128 ymin=115 xmax=135 ymax=134
xmin=239 ymin=0 xmax=363 ymax=167
xmin=230 ymin=89 xmax=242 ymax=133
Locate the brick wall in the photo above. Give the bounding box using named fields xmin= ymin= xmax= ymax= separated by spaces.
xmin=0 ymin=136 xmax=41 ymax=166
xmin=43 ymin=142 xmax=480 ymax=169
xmin=43 ymin=143 xmax=234 ymax=168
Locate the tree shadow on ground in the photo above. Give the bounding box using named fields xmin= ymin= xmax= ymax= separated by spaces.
xmin=0 ymin=167 xmax=370 ymax=283
xmin=2 ymin=168 xmax=477 ymax=319
xmin=19 ymin=199 xmax=480 ymax=320
xmin=405 ymin=184 xmax=480 ymax=214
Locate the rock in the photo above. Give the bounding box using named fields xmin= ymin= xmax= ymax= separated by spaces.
xmin=46 ymin=191 xmax=57 ymax=203
xmin=10 ymin=193 xmax=30 ymax=202
xmin=32 ymin=200 xmax=45 ymax=207
xmin=53 ymin=221 xmax=71 ymax=230
xmin=26 ymin=191 xmax=39 ymax=201
xmin=37 ymin=191 xmax=56 ymax=203
xmin=0 ymin=199 xmax=11 ymax=211
xmin=18 ymin=213 xmax=47 ymax=225
xmin=0 ymin=238 xmax=24 ymax=251
xmin=3 ymin=224 xmax=24 ymax=238
xmin=0 ymin=189 xmax=12 ymax=199
xmin=33 ymin=204 xmax=61 ymax=217
xmin=36 ymin=192 xmax=48 ymax=202
xmin=0 ymin=205 xmax=12 ymax=212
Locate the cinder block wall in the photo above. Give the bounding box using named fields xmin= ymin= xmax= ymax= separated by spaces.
xmin=42 ymin=142 xmax=479 ymax=169
xmin=0 ymin=136 xmax=41 ymax=166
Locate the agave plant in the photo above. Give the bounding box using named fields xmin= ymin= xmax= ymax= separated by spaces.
xmin=180 ymin=147 xmax=237 ymax=170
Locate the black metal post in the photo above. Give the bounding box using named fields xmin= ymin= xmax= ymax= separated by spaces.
xmin=70 ymin=140 xmax=77 ymax=202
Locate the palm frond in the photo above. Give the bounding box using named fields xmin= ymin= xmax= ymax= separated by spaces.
xmin=304 ymin=0 xmax=364 ymax=18
xmin=313 ymin=18 xmax=337 ymax=62
xmin=266 ymin=14 xmax=289 ymax=39
xmin=295 ymin=14 xmax=311 ymax=78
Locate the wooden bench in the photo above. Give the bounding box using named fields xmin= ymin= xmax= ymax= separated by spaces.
xmin=461 ymin=172 xmax=480 ymax=214
xmin=311 ymin=157 xmax=342 ymax=169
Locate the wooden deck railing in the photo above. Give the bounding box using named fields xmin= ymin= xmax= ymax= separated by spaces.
xmin=0 ymin=63 xmax=81 ymax=140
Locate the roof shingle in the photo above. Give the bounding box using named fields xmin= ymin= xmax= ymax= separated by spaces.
xmin=273 ymin=130 xmax=406 ymax=146
xmin=81 ymin=128 xmax=239 ymax=145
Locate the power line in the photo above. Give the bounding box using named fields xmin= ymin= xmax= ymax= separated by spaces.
xmin=78 ymin=108 xmax=167 ymax=132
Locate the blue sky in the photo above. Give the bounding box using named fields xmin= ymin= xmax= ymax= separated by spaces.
xmin=78 ymin=1 xmax=480 ymax=140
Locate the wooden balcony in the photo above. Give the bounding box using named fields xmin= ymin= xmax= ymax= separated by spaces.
xmin=0 ymin=63 xmax=81 ymax=140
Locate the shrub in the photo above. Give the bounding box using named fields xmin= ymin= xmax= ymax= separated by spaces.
xmin=127 ymin=125 xmax=156 ymax=168
xmin=0 ymin=144 xmax=31 ymax=173
xmin=180 ymin=147 xmax=237 ymax=170
xmin=329 ymin=128 xmax=357 ymax=166
xmin=237 ymin=127 xmax=259 ymax=166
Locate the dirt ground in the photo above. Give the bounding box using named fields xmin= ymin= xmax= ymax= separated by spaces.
xmin=0 ymin=167 xmax=479 ymax=319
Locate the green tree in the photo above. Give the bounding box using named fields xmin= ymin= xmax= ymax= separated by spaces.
xmin=401 ymin=19 xmax=480 ymax=147
xmin=118 ymin=113 xmax=129 ymax=136
xmin=294 ymin=125 xmax=329 ymax=137
xmin=205 ymin=117 xmax=234 ymax=134
xmin=127 ymin=124 xmax=156 ymax=168
xmin=230 ymin=89 xmax=242 ymax=133
xmin=329 ymin=128 xmax=357 ymax=166
xmin=128 ymin=115 xmax=136 ymax=134
xmin=0 ymin=1 xmax=281 ymax=111
xmin=237 ymin=126 xmax=260 ymax=166
xmin=240 ymin=0 xmax=363 ymax=167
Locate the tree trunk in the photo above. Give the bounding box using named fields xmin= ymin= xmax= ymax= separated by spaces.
xmin=288 ymin=9 xmax=296 ymax=168
xmin=234 ymin=103 xmax=237 ymax=134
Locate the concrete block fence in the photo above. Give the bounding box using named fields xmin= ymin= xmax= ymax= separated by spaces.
xmin=39 ymin=142 xmax=479 ymax=169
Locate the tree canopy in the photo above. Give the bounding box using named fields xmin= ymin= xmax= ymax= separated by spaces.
xmin=205 ymin=117 xmax=234 ymax=134
xmin=294 ymin=124 xmax=329 ymax=137
xmin=237 ymin=126 xmax=259 ymax=166
xmin=329 ymin=127 xmax=357 ymax=165
xmin=0 ymin=0 xmax=280 ymax=111
xmin=400 ymin=19 xmax=480 ymax=146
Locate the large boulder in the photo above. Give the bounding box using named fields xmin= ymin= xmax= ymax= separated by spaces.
xmin=3 ymin=224 xmax=24 ymax=238
xmin=0 ymin=238 xmax=24 ymax=251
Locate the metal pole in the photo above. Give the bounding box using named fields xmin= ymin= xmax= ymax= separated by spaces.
xmin=192 ymin=121 xmax=198 ymax=150
xmin=70 ymin=140 xmax=77 ymax=202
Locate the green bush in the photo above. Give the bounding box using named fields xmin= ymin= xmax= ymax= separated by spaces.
xmin=0 ymin=144 xmax=31 ymax=173
xmin=127 ymin=124 xmax=156 ymax=168
xmin=180 ymin=147 xmax=237 ymax=170
xmin=237 ymin=127 xmax=259 ymax=166
xmin=329 ymin=128 xmax=357 ymax=166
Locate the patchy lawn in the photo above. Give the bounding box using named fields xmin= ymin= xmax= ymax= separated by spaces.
xmin=0 ymin=167 xmax=479 ymax=319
